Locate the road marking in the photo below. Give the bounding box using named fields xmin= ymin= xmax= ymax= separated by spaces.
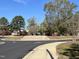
xmin=0 ymin=42 xmax=5 ymax=45
xmin=1 ymin=39 xmax=6 ymax=40
xmin=0 ymin=55 xmax=5 ymax=58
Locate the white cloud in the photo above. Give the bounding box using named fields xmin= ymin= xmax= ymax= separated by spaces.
xmin=13 ymin=0 xmax=26 ymax=4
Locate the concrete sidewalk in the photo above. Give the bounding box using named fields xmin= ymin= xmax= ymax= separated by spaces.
xmin=23 ymin=42 xmax=66 ymax=59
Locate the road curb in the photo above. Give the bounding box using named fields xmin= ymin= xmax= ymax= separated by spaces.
xmin=22 ymin=42 xmax=66 ymax=59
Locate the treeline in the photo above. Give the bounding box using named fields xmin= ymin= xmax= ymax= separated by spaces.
xmin=41 ymin=0 xmax=79 ymax=36
xmin=0 ymin=0 xmax=79 ymax=36
xmin=0 ymin=16 xmax=25 ymax=35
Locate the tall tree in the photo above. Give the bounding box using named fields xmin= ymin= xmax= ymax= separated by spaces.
xmin=0 ymin=17 xmax=10 ymax=35
xmin=0 ymin=17 xmax=9 ymax=26
xmin=27 ymin=17 xmax=38 ymax=35
xmin=0 ymin=17 xmax=9 ymax=30
xmin=11 ymin=16 xmax=25 ymax=31
xmin=44 ymin=0 xmax=77 ymax=35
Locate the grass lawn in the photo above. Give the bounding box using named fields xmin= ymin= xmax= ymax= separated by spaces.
xmin=56 ymin=41 xmax=79 ymax=59
xmin=1 ymin=36 xmax=78 ymax=41
xmin=3 ymin=36 xmax=24 ymax=41
xmin=47 ymin=36 xmax=74 ymax=40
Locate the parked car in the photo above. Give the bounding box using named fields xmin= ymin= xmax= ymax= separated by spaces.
xmin=12 ymin=30 xmax=27 ymax=36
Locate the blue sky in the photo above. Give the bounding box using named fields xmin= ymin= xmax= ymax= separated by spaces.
xmin=0 ymin=0 xmax=79 ymax=25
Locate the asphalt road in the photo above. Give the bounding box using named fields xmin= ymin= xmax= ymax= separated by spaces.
xmin=0 ymin=39 xmax=72 ymax=59
xmin=0 ymin=40 xmax=62 ymax=59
